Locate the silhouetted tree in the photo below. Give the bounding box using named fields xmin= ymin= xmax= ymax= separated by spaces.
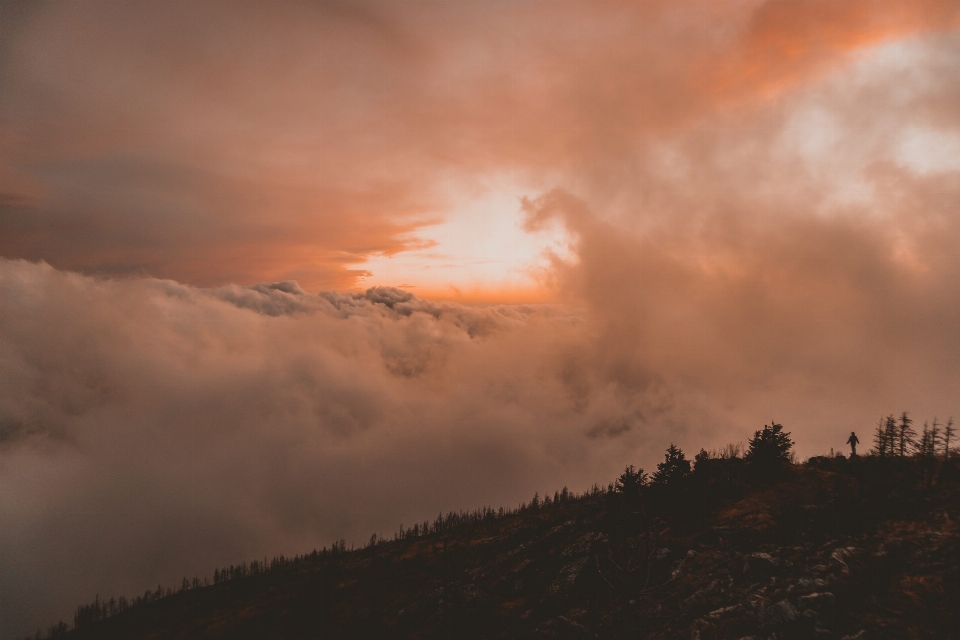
xmin=652 ymin=444 xmax=690 ymax=485
xmin=746 ymin=422 xmax=793 ymax=466
xmin=919 ymin=421 xmax=935 ymax=458
xmin=931 ymin=417 xmax=942 ymax=457
xmin=694 ymin=448 xmax=710 ymax=470
xmin=615 ymin=464 xmax=647 ymax=498
xmin=897 ymin=412 xmax=916 ymax=457
xmin=884 ymin=415 xmax=898 ymax=455
xmin=944 ymin=417 xmax=955 ymax=459
xmin=873 ymin=416 xmax=889 ymax=456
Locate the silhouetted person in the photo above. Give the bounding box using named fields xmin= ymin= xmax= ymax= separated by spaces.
xmin=847 ymin=431 xmax=860 ymax=456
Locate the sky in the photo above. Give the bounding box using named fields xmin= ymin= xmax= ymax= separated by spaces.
xmin=2 ymin=0 xmax=960 ymax=636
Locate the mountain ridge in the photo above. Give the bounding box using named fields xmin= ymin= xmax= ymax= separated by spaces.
xmin=35 ymin=434 xmax=960 ymax=639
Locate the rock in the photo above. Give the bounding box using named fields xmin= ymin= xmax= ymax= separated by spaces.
xmin=561 ymin=532 xmax=605 ymax=558
xmin=758 ymin=598 xmax=799 ymax=630
xmin=681 ymin=589 xmax=705 ymax=612
xmin=458 ymin=583 xmax=482 ymax=602
xmin=557 ymin=615 xmax=586 ymax=630
xmin=830 ymin=547 xmax=863 ymax=574
xmin=840 ymin=632 xmax=867 ymax=640
xmin=690 ymin=618 xmax=711 ymax=640
xmin=744 ymin=552 xmax=780 ymax=577
xmin=798 ymin=577 xmax=827 ymax=589
xmin=548 ymin=557 xmax=588 ymax=596
xmin=707 ymin=604 xmax=742 ymax=620
xmin=512 ymin=559 xmax=531 ymax=573
xmin=798 ymin=592 xmax=835 ymax=611
xmin=671 ymin=560 xmax=687 ymax=579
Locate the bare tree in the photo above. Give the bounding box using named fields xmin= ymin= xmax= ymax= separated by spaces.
xmin=897 ymin=412 xmax=916 ymax=457
xmin=932 ymin=418 xmax=941 ymax=457
xmin=919 ymin=421 xmax=935 ymax=458
xmin=874 ymin=416 xmax=890 ymax=456
xmin=944 ymin=417 xmax=955 ymax=459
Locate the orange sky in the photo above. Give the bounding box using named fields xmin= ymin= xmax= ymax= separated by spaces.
xmin=2 ymin=0 xmax=957 ymax=300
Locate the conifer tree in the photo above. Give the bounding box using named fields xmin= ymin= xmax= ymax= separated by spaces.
xmin=874 ymin=416 xmax=889 ymax=456
xmin=944 ymin=417 xmax=955 ymax=459
xmin=931 ymin=417 xmax=941 ymax=457
xmin=897 ymin=412 xmax=916 ymax=457
xmin=920 ymin=421 xmax=934 ymax=458
xmin=883 ymin=415 xmax=898 ymax=456
xmin=652 ymin=444 xmax=690 ymax=485
xmin=616 ymin=464 xmax=648 ymax=495
xmin=746 ymin=422 xmax=794 ymax=464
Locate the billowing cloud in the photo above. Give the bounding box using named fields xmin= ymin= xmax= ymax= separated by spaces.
xmin=2 ymin=1 xmax=958 ymax=291
xmin=0 ymin=258 xmax=653 ymax=635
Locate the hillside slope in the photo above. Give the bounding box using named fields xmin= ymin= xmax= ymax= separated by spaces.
xmin=56 ymin=454 xmax=960 ymax=639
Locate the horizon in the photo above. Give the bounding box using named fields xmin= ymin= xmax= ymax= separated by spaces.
xmin=2 ymin=1 xmax=960 ymax=637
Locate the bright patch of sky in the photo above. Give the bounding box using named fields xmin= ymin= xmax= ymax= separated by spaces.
xmin=775 ymin=36 xmax=960 ymax=213
xmin=360 ymin=176 xmax=573 ymax=298
xmin=895 ymin=126 xmax=960 ymax=174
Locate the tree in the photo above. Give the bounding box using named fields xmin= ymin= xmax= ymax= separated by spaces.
xmin=652 ymin=444 xmax=690 ymax=486
xmin=694 ymin=448 xmax=710 ymax=470
xmin=944 ymin=417 xmax=955 ymax=459
xmin=897 ymin=412 xmax=916 ymax=457
xmin=919 ymin=421 xmax=935 ymax=458
xmin=615 ymin=464 xmax=647 ymax=496
xmin=931 ymin=418 xmax=941 ymax=457
xmin=873 ymin=416 xmax=889 ymax=456
xmin=884 ymin=415 xmax=898 ymax=455
xmin=746 ymin=422 xmax=794 ymax=467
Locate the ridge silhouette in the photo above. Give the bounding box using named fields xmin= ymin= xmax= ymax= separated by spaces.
xmin=39 ymin=417 xmax=960 ymax=640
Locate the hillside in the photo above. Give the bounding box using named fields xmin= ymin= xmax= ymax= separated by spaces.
xmin=44 ymin=439 xmax=960 ymax=639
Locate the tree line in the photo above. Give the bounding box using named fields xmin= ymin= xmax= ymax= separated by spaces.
xmin=872 ymin=412 xmax=955 ymax=458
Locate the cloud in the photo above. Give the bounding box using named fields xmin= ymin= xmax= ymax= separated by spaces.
xmin=1 ymin=258 xmax=655 ymax=636
xmin=1 ymin=1 xmax=957 ymax=291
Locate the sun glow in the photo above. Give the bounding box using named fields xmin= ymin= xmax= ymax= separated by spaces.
xmin=358 ymin=179 xmax=572 ymax=302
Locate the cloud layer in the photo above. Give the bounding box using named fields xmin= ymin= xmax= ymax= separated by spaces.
xmin=2 ymin=0 xmax=958 ymax=290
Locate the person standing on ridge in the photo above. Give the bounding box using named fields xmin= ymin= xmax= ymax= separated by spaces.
xmin=847 ymin=431 xmax=860 ymax=456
